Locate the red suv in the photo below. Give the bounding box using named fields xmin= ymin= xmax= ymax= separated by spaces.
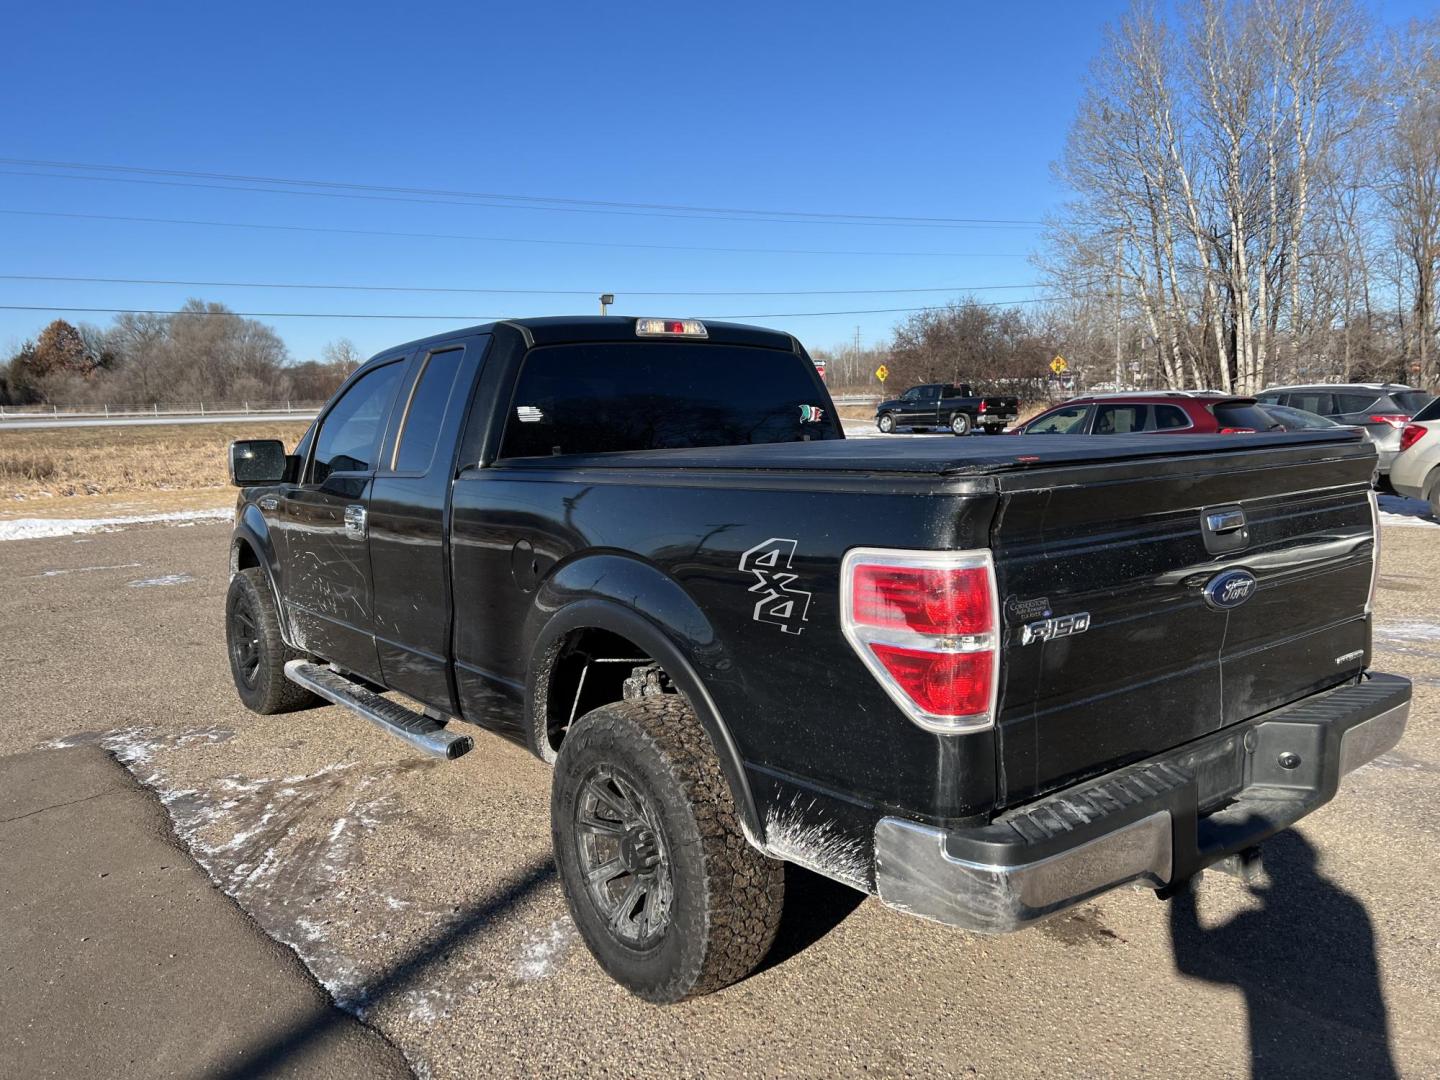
xmin=1012 ymin=392 xmax=1280 ymax=436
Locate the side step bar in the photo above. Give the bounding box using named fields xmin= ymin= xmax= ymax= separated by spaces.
xmin=284 ymin=660 xmax=474 ymax=760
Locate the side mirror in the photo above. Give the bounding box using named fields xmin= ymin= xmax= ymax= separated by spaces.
xmin=229 ymin=439 xmax=288 ymax=486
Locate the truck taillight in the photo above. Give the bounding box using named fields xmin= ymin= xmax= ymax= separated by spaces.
xmin=1399 ymin=423 xmax=1428 ymax=453
xmin=841 ymin=548 xmax=1000 ymax=734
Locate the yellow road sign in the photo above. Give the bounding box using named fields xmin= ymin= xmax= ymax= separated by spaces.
xmin=876 ymin=364 xmax=890 ymax=382
xmin=1050 ymin=355 xmax=1069 ymax=375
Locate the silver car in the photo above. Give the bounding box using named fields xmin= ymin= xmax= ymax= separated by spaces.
xmin=1254 ymin=384 xmax=1434 ymax=475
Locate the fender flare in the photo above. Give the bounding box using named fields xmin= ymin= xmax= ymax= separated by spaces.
xmin=524 ymin=559 xmax=763 ymax=848
xmin=229 ymin=505 xmax=295 ymax=649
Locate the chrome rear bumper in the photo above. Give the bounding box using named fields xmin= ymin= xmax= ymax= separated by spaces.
xmin=874 ymin=675 xmax=1410 ymax=933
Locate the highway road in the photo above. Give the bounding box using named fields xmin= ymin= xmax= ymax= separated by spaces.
xmin=0 ymin=411 xmax=317 ymax=430
xmin=1 ymin=517 xmax=1436 ymax=1078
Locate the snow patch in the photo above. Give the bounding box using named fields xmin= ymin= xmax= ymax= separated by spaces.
xmin=0 ymin=507 xmax=234 ymax=542
xmin=127 ymin=573 xmax=196 ymax=588
xmin=1377 ymin=494 xmax=1436 ymax=529
xmin=36 ymin=562 xmax=143 ymax=577
xmin=514 ymin=918 xmax=577 ymax=981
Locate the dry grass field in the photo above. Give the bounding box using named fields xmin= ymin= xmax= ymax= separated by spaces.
xmin=0 ymin=422 xmax=311 ymax=500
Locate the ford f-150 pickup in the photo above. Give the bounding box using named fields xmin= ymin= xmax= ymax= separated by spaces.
xmin=225 ymin=315 xmax=1409 ymax=1003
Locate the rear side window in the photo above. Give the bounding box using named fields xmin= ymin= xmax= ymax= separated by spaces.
xmin=498 ymin=343 xmax=840 ymax=458
xmin=1093 ymin=404 xmax=1146 ymax=434
xmin=1286 ymin=391 xmax=1335 ymax=415
xmin=1393 ymin=391 xmax=1433 ymax=414
xmin=392 ymin=348 xmax=464 ymax=473
xmin=1212 ymin=402 xmax=1281 ymax=432
xmin=310 ymin=362 xmax=405 ymax=482
xmin=1333 ymin=392 xmax=1380 ymax=414
xmin=1154 ymin=405 xmax=1190 ymax=429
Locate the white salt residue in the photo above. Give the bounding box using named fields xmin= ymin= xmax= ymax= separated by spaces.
xmin=0 ymin=507 xmax=233 ymax=542
xmin=36 ymin=562 xmax=142 ymax=577
xmin=764 ymin=794 xmax=872 ymax=891
xmin=514 ymin=918 xmax=578 ymax=981
xmin=127 ymin=573 xmax=196 ymax=588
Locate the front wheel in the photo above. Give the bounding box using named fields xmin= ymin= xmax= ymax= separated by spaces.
xmin=225 ymin=567 xmax=321 ymax=714
xmin=877 ymin=412 xmax=896 ymax=434
xmin=950 ymin=412 xmax=972 ymax=436
xmin=552 ymin=696 xmax=784 ymax=1003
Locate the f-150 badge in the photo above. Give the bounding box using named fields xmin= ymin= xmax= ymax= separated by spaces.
xmin=1020 ymin=612 xmax=1091 ymax=645
xmin=738 ymin=538 xmax=812 ymax=635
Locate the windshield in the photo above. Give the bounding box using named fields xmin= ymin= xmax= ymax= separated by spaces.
xmin=1262 ymin=404 xmax=1337 ymax=430
xmin=1394 ymin=391 xmax=1434 ymax=414
xmin=499 ymin=342 xmax=841 ymax=458
xmin=1412 ymin=395 xmax=1440 ymax=422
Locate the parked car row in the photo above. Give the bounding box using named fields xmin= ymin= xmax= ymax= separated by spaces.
xmin=872 ymin=381 xmax=1434 ymax=497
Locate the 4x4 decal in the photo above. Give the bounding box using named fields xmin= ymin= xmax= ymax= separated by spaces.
xmin=738 ymin=538 xmax=812 ymax=635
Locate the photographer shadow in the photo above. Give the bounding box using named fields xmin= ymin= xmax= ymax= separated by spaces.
xmin=1169 ymin=829 xmax=1397 ymax=1079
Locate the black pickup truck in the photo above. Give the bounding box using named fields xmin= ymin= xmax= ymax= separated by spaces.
xmin=225 ymin=316 xmax=1409 ymax=1004
xmin=875 ymin=382 xmax=1020 ymax=435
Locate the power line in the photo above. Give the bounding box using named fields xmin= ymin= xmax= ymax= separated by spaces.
xmin=0 ymin=156 xmax=1047 ymax=227
xmin=0 ymin=209 xmax=1031 ymax=259
xmin=0 ymin=297 xmax=1065 ymax=321
xmin=0 ymin=168 xmax=1042 ymax=231
xmin=0 ymin=272 xmax=1046 ymax=297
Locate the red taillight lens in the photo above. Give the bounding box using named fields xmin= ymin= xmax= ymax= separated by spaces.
xmin=978 ymin=400 xmax=988 ymax=413
xmin=1219 ymin=427 xmax=1256 ymax=434
xmin=851 ymin=565 xmax=993 ymax=635
xmin=841 ymin=549 xmax=999 ymax=733
xmin=1400 ymin=423 xmax=1428 ymax=453
xmin=1370 ymin=414 xmax=1410 ymax=428
xmin=867 ymin=645 xmax=994 ymax=716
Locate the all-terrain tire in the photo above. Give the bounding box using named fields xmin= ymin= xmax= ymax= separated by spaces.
xmin=225 ymin=567 xmax=322 ymax=714
xmin=877 ymin=412 xmax=896 ymax=434
xmin=551 ymin=695 xmax=785 ymax=1003
xmin=950 ymin=412 xmax=972 ymax=436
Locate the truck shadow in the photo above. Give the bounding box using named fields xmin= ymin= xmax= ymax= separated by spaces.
xmin=753 ymin=863 xmax=867 ymax=975
xmin=1168 ymin=829 xmax=1398 ymax=1079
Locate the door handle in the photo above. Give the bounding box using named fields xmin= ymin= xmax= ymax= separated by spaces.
xmin=1206 ymin=510 xmax=1245 ymax=533
xmin=344 ymin=504 xmax=367 ymax=540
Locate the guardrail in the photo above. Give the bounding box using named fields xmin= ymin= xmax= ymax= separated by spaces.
xmin=0 ymin=400 xmax=327 ymax=420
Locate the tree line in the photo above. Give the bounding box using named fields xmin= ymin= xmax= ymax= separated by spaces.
xmin=0 ymin=300 xmax=362 ymax=407
xmin=1041 ymin=1 xmax=1439 ymax=394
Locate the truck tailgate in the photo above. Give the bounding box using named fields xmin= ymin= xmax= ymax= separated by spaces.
xmin=990 ymin=439 xmax=1377 ymax=807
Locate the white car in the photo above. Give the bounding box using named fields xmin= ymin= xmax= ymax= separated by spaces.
xmin=1389 ymin=395 xmax=1440 ymax=515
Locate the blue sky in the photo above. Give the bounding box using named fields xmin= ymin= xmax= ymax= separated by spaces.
xmin=1 ymin=0 xmax=1431 ymax=364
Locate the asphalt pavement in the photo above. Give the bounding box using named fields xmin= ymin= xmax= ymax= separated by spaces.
xmin=0 ymin=518 xmax=1437 ymax=1078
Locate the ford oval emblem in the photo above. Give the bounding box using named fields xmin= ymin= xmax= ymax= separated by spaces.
xmin=1203 ymin=568 xmax=1258 ymax=610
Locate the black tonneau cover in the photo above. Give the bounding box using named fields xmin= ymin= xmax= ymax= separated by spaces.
xmin=501 ymin=429 xmax=1370 ymax=477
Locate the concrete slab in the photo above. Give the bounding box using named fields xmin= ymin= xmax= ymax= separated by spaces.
xmin=0 ymin=746 xmax=413 ymax=1080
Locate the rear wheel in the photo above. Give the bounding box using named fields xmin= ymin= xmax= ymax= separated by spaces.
xmin=950 ymin=412 xmax=972 ymax=436
xmin=981 ymin=425 xmax=1004 ymax=436
xmin=1429 ymin=470 xmax=1440 ymax=519
xmin=225 ymin=567 xmax=321 ymax=714
xmin=877 ymin=412 xmax=896 ymax=434
xmin=551 ymin=695 xmax=784 ymax=1002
